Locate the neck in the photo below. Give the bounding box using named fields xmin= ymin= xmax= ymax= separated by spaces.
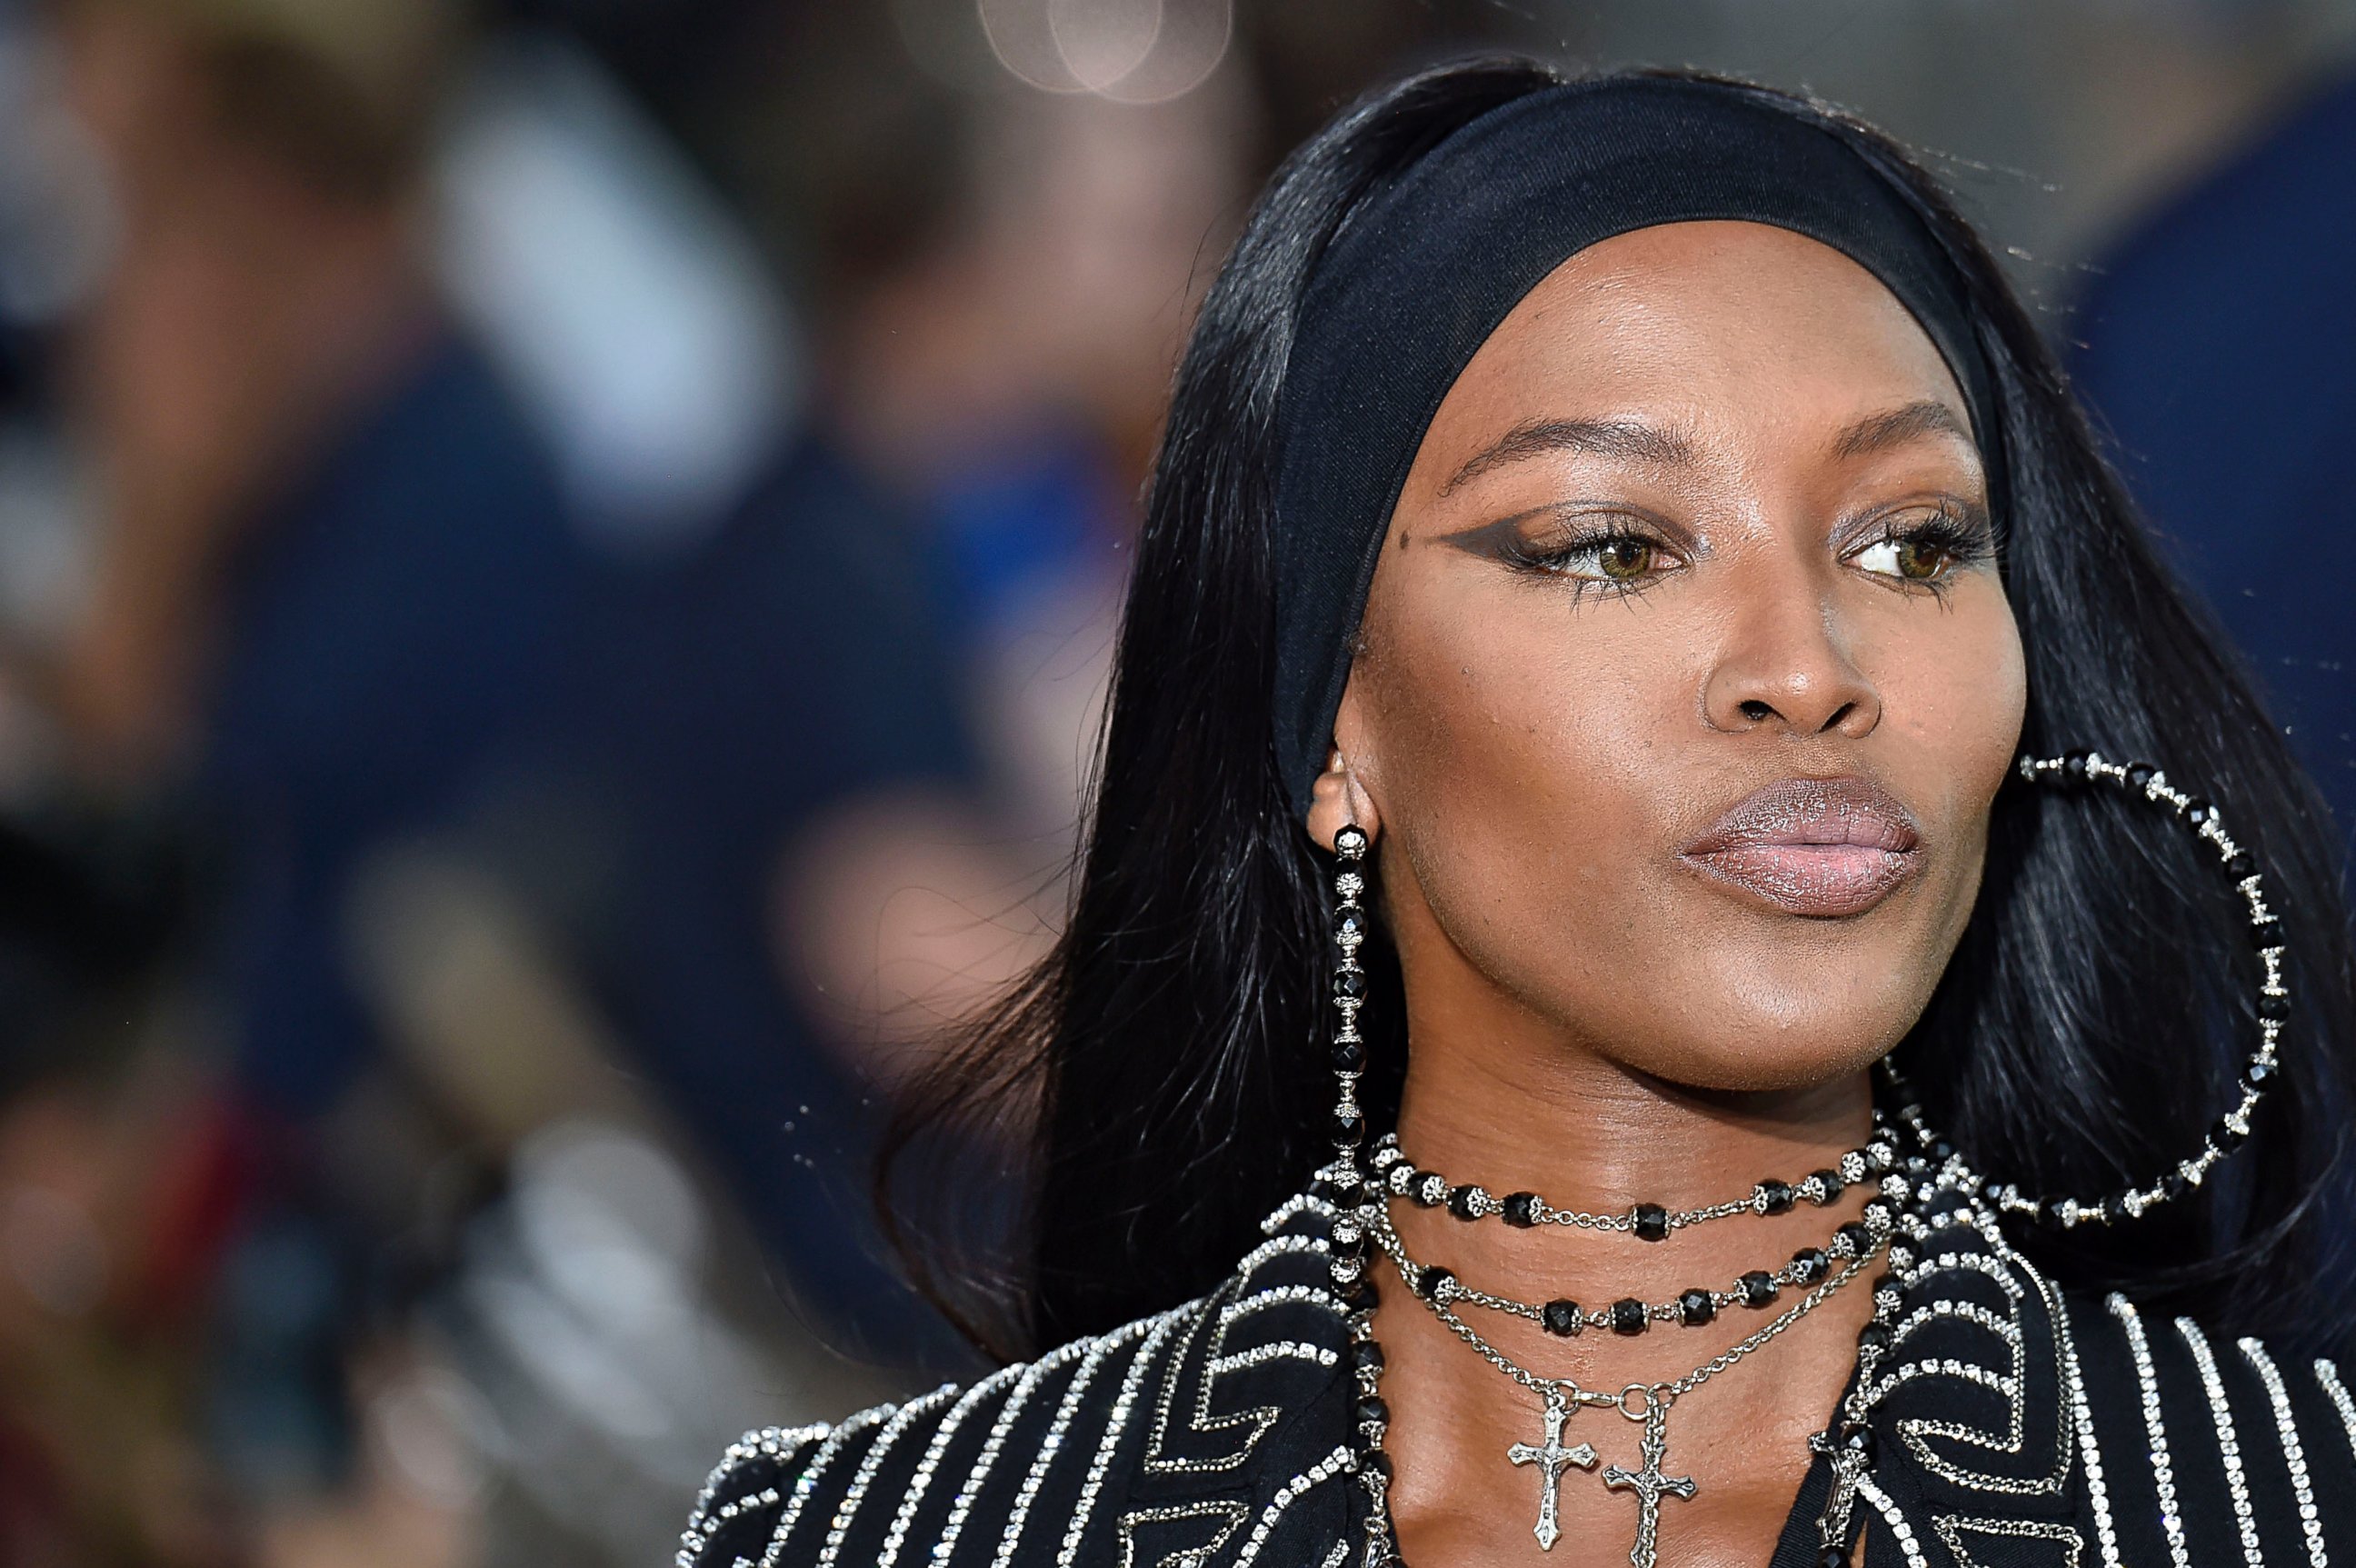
xmin=1380 ymin=976 xmax=1878 ymax=1365
xmin=1393 ymin=1046 xmax=1874 ymax=1217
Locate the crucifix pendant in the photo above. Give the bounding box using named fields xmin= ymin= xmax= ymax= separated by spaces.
xmin=1506 ymin=1392 xmax=1599 ymax=1551
xmin=1602 ymin=1400 xmax=1697 ymax=1568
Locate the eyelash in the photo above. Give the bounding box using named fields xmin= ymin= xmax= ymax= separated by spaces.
xmin=1499 ymin=526 xmax=1677 ymax=604
xmin=1846 ymin=504 xmax=1993 ymax=596
xmin=1500 ymin=503 xmax=1992 ymax=602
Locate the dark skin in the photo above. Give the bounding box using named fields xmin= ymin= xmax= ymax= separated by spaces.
xmin=1303 ymin=222 xmax=2027 ymax=1565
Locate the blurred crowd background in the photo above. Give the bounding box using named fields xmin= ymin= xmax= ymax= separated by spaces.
xmin=0 ymin=0 xmax=2348 ymax=1562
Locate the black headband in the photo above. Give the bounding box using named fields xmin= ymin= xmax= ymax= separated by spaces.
xmin=1270 ymin=75 xmax=2005 ymax=819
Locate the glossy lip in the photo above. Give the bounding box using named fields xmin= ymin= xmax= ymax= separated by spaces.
xmin=1679 ymin=775 xmax=1924 ymax=918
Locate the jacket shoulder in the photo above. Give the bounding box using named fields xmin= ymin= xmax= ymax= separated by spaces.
xmin=2062 ymin=1290 xmax=2356 ymax=1568
xmin=678 ymin=1193 xmax=1354 ymax=1568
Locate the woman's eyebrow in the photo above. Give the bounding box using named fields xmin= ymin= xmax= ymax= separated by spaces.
xmin=1829 ymin=398 xmax=1974 ymax=459
xmin=1439 ymin=417 xmax=1697 ymax=496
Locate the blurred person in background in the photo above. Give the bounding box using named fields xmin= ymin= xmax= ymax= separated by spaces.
xmin=789 ymin=70 xmax=1259 ymax=1011
xmin=0 ymin=0 xmax=586 ymax=1554
xmin=2070 ymin=66 xmax=2356 ymax=852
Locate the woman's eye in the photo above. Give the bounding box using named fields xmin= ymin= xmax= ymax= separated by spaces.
xmin=1852 ymin=534 xmax=1957 ymax=584
xmin=1547 ymin=535 xmax=1662 ymax=582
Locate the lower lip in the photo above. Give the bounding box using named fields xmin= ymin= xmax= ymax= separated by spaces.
xmin=1682 ymin=844 xmax=1919 ymax=917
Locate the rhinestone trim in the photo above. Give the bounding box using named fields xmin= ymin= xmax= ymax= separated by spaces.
xmin=932 ymin=1338 xmax=1087 ymax=1564
xmin=819 ymin=1384 xmax=959 ymax=1567
xmin=2240 ymin=1340 xmax=2328 ymax=1568
xmin=995 ymin=1318 xmax=1157 ymax=1567
xmin=2179 ymin=1316 xmax=2266 ymax=1568
xmin=1054 ymin=1312 xmax=1184 ymax=1567
xmin=1219 ymin=1283 xmax=1346 ymax=1329
xmin=763 ymin=1403 xmax=897 ymax=1566
xmin=677 ymin=1424 xmax=831 ymax=1568
xmin=2108 ymin=1295 xmax=2193 ymax=1568
xmin=1855 ymin=1473 xmax=1929 ymax=1568
xmin=2318 ymin=1360 xmax=2356 ymax=1467
xmin=2056 ymin=1296 xmax=2121 ymax=1568
xmin=875 ymin=1366 xmax=1026 ymax=1568
xmin=1231 ymin=1444 xmax=1355 ymax=1568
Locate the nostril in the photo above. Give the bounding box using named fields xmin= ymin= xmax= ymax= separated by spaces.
xmin=1739 ymin=700 xmax=1773 ymax=723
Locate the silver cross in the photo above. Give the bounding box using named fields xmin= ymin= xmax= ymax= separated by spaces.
xmin=1507 ymin=1392 xmax=1599 ymax=1550
xmin=1603 ymin=1401 xmax=1696 ymax=1568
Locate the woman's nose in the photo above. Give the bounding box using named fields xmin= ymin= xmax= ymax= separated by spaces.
xmin=1701 ymin=564 xmax=1882 ymax=739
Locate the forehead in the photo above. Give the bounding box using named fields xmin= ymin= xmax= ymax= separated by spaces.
xmin=1414 ymin=219 xmax=1971 ymax=465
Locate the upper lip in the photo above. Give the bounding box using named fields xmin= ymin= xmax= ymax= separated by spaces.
xmin=1682 ymin=775 xmax=1922 ymax=857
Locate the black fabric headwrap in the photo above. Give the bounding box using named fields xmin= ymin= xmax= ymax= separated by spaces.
xmin=1271 ymin=74 xmax=2005 ymax=818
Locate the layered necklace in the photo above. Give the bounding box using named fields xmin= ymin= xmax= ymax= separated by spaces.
xmin=1330 ymin=1133 xmax=1912 ymax=1568
xmin=1314 ymin=752 xmax=2297 ymax=1568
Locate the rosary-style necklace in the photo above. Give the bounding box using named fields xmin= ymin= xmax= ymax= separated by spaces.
xmin=1371 ymin=1116 xmax=1897 ymax=1237
xmin=1365 ymin=1199 xmax=1894 ymax=1558
xmin=1365 ymin=1132 xmax=1902 ymax=1338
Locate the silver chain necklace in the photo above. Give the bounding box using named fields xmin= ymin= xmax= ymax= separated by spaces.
xmin=1366 ymin=1198 xmax=1895 ymax=1566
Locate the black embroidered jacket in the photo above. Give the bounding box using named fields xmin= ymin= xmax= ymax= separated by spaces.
xmin=679 ymin=1193 xmax=2356 ymax=1568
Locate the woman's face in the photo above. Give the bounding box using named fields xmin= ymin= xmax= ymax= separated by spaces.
xmin=1326 ymin=220 xmax=2026 ymax=1093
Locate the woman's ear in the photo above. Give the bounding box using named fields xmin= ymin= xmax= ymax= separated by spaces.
xmin=1306 ymin=745 xmax=1381 ymax=854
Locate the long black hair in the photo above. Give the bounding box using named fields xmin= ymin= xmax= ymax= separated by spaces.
xmin=883 ymin=58 xmax=2356 ymax=1361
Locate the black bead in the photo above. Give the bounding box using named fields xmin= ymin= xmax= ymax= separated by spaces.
xmin=1839 ymin=1423 xmax=1877 ymax=1466
xmin=1342 ymin=1275 xmax=1378 ymax=1311
xmin=1738 ymin=1271 xmax=1779 ymax=1308
xmin=1834 ymin=1221 xmax=1874 ymax=1257
xmin=1334 ymin=908 xmax=1364 ymax=942
xmin=2247 ymin=1058 xmax=2274 ymax=1084
xmin=2185 ymin=798 xmax=2216 ymax=826
xmin=2226 ymin=852 xmax=2255 ymax=880
xmin=1333 ymin=1041 xmax=1365 ymax=1074
xmin=1678 ymin=1288 xmax=1716 ymax=1326
xmin=1542 ymin=1298 xmax=1583 ymax=1336
xmin=1411 ymin=1174 xmax=1446 ymax=1208
xmin=2126 ymin=761 xmax=2156 ymax=787
xmin=1446 ymin=1185 xmax=1481 ymax=1220
xmin=2211 ymin=1118 xmax=2251 ymax=1153
xmin=1309 ymin=1176 xmax=1341 ymax=1202
xmin=1857 ymin=1321 xmax=1893 ymax=1353
xmin=1754 ymin=1178 xmax=1795 ymax=1215
xmin=1352 ymin=1340 xmax=1386 ymax=1371
xmin=1363 ymin=1449 xmax=1393 ymax=1482
xmin=1632 ymin=1203 xmax=1671 ymax=1242
xmin=1809 ymin=1168 xmax=1845 ymax=1204
xmin=2259 ymin=993 xmax=2292 ymax=1023
xmin=1502 ymin=1192 xmax=1539 ymax=1227
xmin=1861 ymin=1197 xmax=1896 ymax=1230
xmin=1335 ymin=968 xmax=1367 ymax=1001
xmin=1356 ymin=1394 xmax=1390 ymax=1427
xmin=1816 ymin=1548 xmax=1851 ymax=1568
xmin=1415 ymin=1265 xmax=1454 ymax=1302
xmin=1334 ymin=825 xmax=1368 ymax=858
xmin=2161 ymin=1169 xmax=2191 ymax=1201
xmin=1931 ymin=1138 xmax=1955 ymax=1162
xmin=2062 ymin=750 xmax=2091 ymax=782
xmin=2251 ymin=919 xmax=2285 ymax=950
xmin=1790 ymin=1247 xmax=1830 ymax=1286
xmin=1334 ymin=1108 xmax=1365 ymax=1148
xmin=1610 ymin=1297 xmax=1650 ymax=1335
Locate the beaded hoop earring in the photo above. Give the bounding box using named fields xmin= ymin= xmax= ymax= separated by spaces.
xmin=1932 ymin=749 xmax=2291 ymax=1232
